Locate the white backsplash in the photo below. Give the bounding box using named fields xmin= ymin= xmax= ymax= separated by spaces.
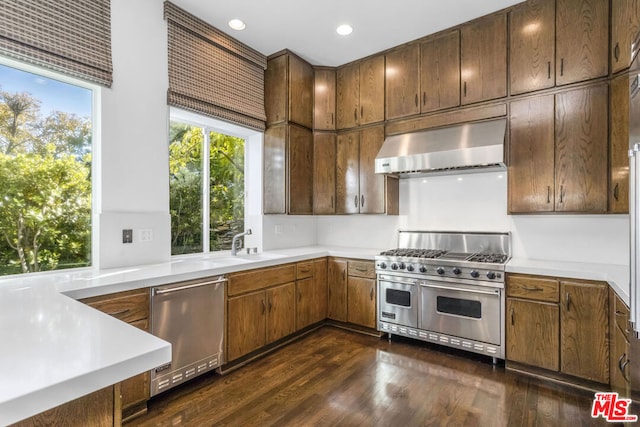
xmin=316 ymin=215 xmax=399 ymax=249
xmin=262 ymin=215 xmax=318 ymax=250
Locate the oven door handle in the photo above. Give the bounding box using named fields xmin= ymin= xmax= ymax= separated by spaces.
xmin=418 ymin=282 xmax=500 ymax=296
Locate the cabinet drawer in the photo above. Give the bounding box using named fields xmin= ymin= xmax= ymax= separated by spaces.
xmin=296 ymin=261 xmax=314 ymax=279
xmin=614 ymin=294 xmax=630 ymax=338
xmin=83 ymin=289 xmax=149 ymax=323
xmin=507 ymin=274 xmax=559 ymax=302
xmin=228 ymin=264 xmax=296 ymax=296
xmin=348 ymin=260 xmax=376 ymax=279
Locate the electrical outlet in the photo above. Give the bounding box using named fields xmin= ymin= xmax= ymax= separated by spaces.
xmin=122 ymin=229 xmax=133 ymax=244
xmin=275 ymin=224 xmax=283 ymax=235
xmin=139 ymin=229 xmax=153 ymax=242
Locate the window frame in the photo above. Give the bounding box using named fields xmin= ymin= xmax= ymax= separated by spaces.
xmin=0 ymin=55 xmax=99 ymax=275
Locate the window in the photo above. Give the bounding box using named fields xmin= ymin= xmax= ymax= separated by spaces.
xmin=0 ymin=60 xmax=94 ymax=275
xmin=169 ymin=117 xmax=246 ymax=255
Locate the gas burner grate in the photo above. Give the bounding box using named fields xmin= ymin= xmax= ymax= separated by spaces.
xmin=466 ymin=253 xmax=509 ymax=264
xmin=379 ymin=248 xmax=448 ymax=259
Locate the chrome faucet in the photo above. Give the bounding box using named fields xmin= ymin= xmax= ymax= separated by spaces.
xmin=231 ymin=229 xmax=252 ymax=256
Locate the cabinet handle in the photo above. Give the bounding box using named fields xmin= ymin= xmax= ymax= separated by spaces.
xmin=565 ymin=292 xmax=570 ymax=312
xmin=299 ymin=268 xmax=311 ymax=273
xmin=107 ymin=308 xmax=131 ymax=317
xmin=354 ymin=108 xmax=358 ymax=122
xmin=414 ymin=93 xmax=419 ymax=108
xmin=342 ymin=270 xmax=346 ymax=280
xmin=559 ymin=185 xmax=564 ymax=204
xmin=547 ymin=186 xmax=551 ymax=204
xmin=370 ymin=287 xmax=374 ymax=301
xmin=616 ymin=310 xmax=627 ymax=317
xmin=355 ymin=267 xmax=368 ymax=272
xmin=463 ymin=81 xmax=467 ymax=97
xmin=330 ymin=195 xmax=334 ymax=208
xmin=331 ymin=113 xmax=334 ymax=125
xmin=622 ymin=358 xmax=631 ymax=382
xmin=547 ymin=61 xmax=551 ymax=79
xmin=614 ymin=42 xmax=620 ymax=62
xmin=423 ymin=92 xmax=426 ymax=106
xmin=360 ymin=106 xmax=363 ymax=118
xmin=560 ymin=58 xmax=564 ymax=76
xmin=619 ymin=353 xmax=626 ymax=371
xmin=298 ymin=289 xmax=302 ymax=302
xmin=361 ymin=195 xmax=365 ymax=207
xmin=268 ymin=298 xmax=273 ymax=312
xmin=261 ymin=299 xmax=266 ymax=315
xmin=510 ymin=307 xmax=514 ymax=326
xmin=522 ymin=286 xmax=542 ymax=292
xmin=354 ymin=195 xmax=359 ymax=208
xmin=614 ymin=183 xmax=620 ymax=201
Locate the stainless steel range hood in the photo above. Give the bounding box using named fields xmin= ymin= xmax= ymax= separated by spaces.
xmin=375 ymin=118 xmax=507 ymax=176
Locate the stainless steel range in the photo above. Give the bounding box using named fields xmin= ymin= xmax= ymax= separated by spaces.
xmin=376 ymin=231 xmax=510 ymax=362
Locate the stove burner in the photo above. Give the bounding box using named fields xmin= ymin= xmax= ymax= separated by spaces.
xmin=379 ymin=248 xmax=448 ymax=259
xmin=466 ymin=253 xmax=509 ymax=264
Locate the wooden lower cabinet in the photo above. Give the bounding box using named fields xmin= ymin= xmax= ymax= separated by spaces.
xmin=347 ymin=275 xmax=376 ymax=328
xmin=328 ymin=258 xmax=376 ymax=329
xmin=327 ymin=258 xmax=348 ymax=322
xmin=13 ymin=386 xmax=117 ymax=427
xmin=297 ymin=259 xmax=328 ymax=329
xmin=266 ymin=282 xmax=296 ymax=343
xmin=506 ymin=274 xmax=609 ymax=384
xmin=610 ymin=289 xmax=631 ymax=397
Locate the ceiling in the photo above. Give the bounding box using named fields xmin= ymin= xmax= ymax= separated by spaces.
xmin=171 ymin=0 xmax=524 ymax=67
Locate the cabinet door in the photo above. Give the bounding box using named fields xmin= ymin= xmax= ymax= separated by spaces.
xmin=420 ymin=31 xmax=460 ymax=113
xmin=560 ymin=280 xmax=609 ymax=383
xmin=385 ymin=44 xmax=420 ymax=120
xmin=506 ymin=298 xmax=560 ymax=371
xmin=314 ymin=68 xmax=336 ymax=130
xmin=296 ymin=277 xmax=315 ymax=330
xmin=265 ymin=54 xmax=287 ymax=125
xmin=336 ymin=130 xmax=360 ymax=214
xmin=347 ymin=276 xmax=376 ymax=328
xmin=263 ymin=124 xmax=287 ymax=214
xmin=121 ymin=319 xmax=150 ymax=418
xmin=313 ymin=258 xmax=328 ymax=323
xmin=359 ymin=125 xmax=386 ymax=214
xmin=611 ymin=321 xmax=631 ymax=396
xmin=313 ymin=132 xmax=336 ymax=214
xmin=336 ymin=62 xmax=359 ymax=129
xmin=359 ymin=55 xmax=385 ymax=125
xmin=610 ymin=74 xmax=630 ymax=213
xmin=460 ymin=13 xmax=507 ymax=104
xmin=508 ymin=95 xmax=555 ymax=213
xmin=327 ymin=259 xmax=348 ymax=321
xmin=509 ymin=0 xmax=555 ymax=95
xmin=612 ymin=0 xmax=640 ymax=73
xmin=288 ymin=54 xmax=314 ymax=128
xmin=227 ymin=291 xmax=266 ymax=361
xmin=288 ymin=124 xmax=313 ymax=214
xmin=266 ymin=282 xmax=296 ymax=344
xmin=556 ymin=0 xmax=608 ymax=85
xmin=555 ymin=84 xmax=608 ymax=213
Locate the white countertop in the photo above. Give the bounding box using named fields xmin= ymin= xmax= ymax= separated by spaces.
xmin=0 ymin=244 xmax=628 ymax=425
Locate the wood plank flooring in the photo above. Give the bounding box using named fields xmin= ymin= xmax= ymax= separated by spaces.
xmin=129 ymin=327 xmax=622 ymax=426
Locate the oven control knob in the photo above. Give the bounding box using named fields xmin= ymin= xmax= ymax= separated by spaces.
xmin=486 ymin=271 xmax=496 ymax=280
xmin=406 ymin=264 xmax=415 ymax=272
xmin=398 ymin=262 xmax=406 ymax=270
xmin=391 ymin=263 xmax=399 ymax=270
xmin=452 ymin=267 xmax=462 ymax=275
xmin=419 ymin=266 xmax=427 ymax=273
xmin=436 ymin=267 xmax=445 ymax=275
xmin=378 ymin=262 xmax=387 ymax=270
xmin=470 ymin=270 xmax=480 ymax=278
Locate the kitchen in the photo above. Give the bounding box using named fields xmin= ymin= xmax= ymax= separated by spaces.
xmin=0 ymin=0 xmax=636 ymax=425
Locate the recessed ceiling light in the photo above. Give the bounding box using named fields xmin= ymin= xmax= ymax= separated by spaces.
xmin=228 ymin=19 xmax=246 ymax=31
xmin=336 ymin=24 xmax=353 ymax=36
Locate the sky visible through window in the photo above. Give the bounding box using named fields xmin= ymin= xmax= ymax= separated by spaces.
xmin=0 ymin=64 xmax=91 ymax=117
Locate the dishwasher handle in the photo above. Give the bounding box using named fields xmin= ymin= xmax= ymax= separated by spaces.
xmin=153 ymin=277 xmax=227 ymax=295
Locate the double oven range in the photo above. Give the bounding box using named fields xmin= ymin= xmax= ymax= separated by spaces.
xmin=376 ymin=231 xmax=510 ymax=362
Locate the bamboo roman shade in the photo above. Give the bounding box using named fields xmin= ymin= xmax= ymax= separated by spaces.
xmin=164 ymin=2 xmax=267 ymax=131
xmin=0 ymin=0 xmax=113 ymax=87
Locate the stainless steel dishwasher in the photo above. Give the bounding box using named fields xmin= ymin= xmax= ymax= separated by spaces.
xmin=150 ymin=275 xmax=226 ymax=396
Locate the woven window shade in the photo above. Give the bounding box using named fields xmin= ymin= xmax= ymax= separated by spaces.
xmin=0 ymin=0 xmax=112 ymax=87
xmin=164 ymin=2 xmax=267 ymax=131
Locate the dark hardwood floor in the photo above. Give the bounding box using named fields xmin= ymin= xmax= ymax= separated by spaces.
xmin=129 ymin=327 xmax=622 ymax=426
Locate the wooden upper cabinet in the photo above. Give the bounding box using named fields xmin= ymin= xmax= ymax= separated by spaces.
xmin=265 ymin=52 xmax=313 ymax=128
xmin=612 ymin=0 xmax=640 ymax=73
xmin=336 ymin=62 xmax=360 ymax=129
xmin=460 ymin=13 xmax=507 ymax=105
xmin=313 ymin=132 xmax=336 ymax=214
xmin=336 ymin=130 xmax=360 ymax=214
xmin=263 ymin=124 xmax=287 ymax=214
xmin=509 ymin=94 xmax=555 ymax=213
xmin=555 ymin=84 xmax=608 ymax=213
xmin=610 ymin=74 xmax=630 ymax=214
xmin=555 ymin=0 xmax=608 ymax=86
xmin=288 ymin=124 xmax=313 ymax=214
xmin=359 ymin=55 xmax=385 ymax=125
xmin=420 ymin=31 xmax=460 ymax=113
xmin=314 ymin=68 xmax=336 ymax=130
xmin=336 ymin=56 xmax=384 ymax=129
xmin=359 ymin=125 xmax=386 ymax=214
xmin=385 ymin=44 xmax=421 ymax=120
xmin=509 ymin=0 xmax=556 ymax=95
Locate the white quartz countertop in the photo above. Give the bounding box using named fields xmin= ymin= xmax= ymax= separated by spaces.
xmin=0 ymin=244 xmax=628 ymax=425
